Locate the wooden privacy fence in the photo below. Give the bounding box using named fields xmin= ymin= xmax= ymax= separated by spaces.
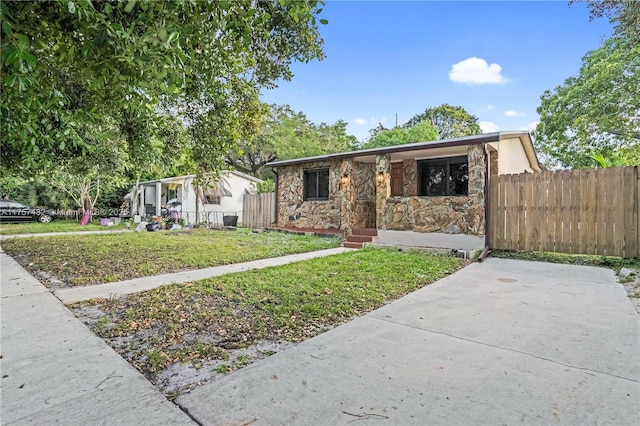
xmin=489 ymin=166 xmax=639 ymax=258
xmin=243 ymin=192 xmax=275 ymax=229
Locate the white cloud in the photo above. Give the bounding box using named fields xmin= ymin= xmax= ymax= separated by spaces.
xmin=519 ymin=121 xmax=539 ymax=131
xmin=480 ymin=121 xmax=500 ymax=133
xmin=449 ymin=57 xmax=509 ymax=85
xmin=505 ymin=110 xmax=525 ymax=117
xmin=354 ymin=118 xmax=368 ymax=125
xmin=486 ymin=105 xmax=493 ymax=110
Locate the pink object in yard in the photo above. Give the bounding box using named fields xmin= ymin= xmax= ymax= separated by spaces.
xmin=79 ymin=209 xmax=92 ymax=226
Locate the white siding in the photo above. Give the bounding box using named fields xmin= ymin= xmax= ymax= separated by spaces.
xmin=201 ymin=172 xmax=259 ymax=224
xmin=493 ymin=138 xmax=535 ymax=175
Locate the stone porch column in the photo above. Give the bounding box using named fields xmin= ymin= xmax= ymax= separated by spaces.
xmin=339 ymin=159 xmax=356 ymax=233
xmin=375 ymin=154 xmax=391 ymax=230
xmin=467 ymin=144 xmax=487 ymax=236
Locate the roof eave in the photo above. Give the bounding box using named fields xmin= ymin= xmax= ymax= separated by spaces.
xmin=267 ymin=132 xmax=503 ymax=168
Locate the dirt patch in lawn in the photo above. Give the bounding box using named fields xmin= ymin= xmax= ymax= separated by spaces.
xmin=74 ymin=303 xmax=295 ymax=398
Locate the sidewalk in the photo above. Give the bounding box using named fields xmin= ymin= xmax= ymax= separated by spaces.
xmin=55 ymin=247 xmax=352 ymax=304
xmin=0 ymin=250 xmax=195 ymax=426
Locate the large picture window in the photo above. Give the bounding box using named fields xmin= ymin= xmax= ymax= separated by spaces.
xmin=418 ymin=156 xmax=468 ymax=196
xmin=304 ymin=168 xmax=329 ymax=200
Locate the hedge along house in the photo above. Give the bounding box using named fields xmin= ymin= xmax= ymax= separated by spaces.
xmin=266 ymin=131 xmax=542 ymax=255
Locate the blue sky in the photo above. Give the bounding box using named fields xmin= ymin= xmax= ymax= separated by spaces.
xmin=260 ymin=0 xmax=614 ymax=143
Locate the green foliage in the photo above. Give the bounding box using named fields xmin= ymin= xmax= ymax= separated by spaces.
xmin=361 ymin=120 xmax=438 ymax=149
xmin=576 ymin=0 xmax=640 ymax=44
xmin=534 ymin=37 xmax=639 ymax=168
xmin=0 ymin=175 xmax=72 ymax=209
xmin=363 ymin=104 xmax=479 ymax=149
xmin=1 ymin=0 xmax=326 ymax=175
xmin=404 ymin=104 xmax=482 ymax=139
xmin=146 ymin=350 xmax=171 ymax=373
xmin=225 ymin=104 xmax=358 ymax=178
xmin=256 ymin=179 xmax=276 ymax=194
xmin=589 ymin=145 xmax=640 ymax=168
xmin=215 ymin=364 xmax=231 ymax=374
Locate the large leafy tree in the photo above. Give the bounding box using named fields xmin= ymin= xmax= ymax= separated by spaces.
xmin=575 ymin=0 xmax=640 ymax=44
xmin=534 ymin=1 xmax=640 ymax=168
xmin=404 ymin=104 xmax=482 ymax=139
xmin=49 ymin=117 xmax=132 ymax=223
xmin=1 ymin=0 xmax=326 ymax=174
xmin=534 ymin=37 xmax=639 ymax=168
xmin=360 ymin=120 xmax=438 ymax=149
xmin=224 ymin=104 xmax=358 ymax=178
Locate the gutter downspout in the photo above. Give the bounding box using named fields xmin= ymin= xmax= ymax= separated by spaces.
xmin=478 ymin=141 xmax=491 ymax=262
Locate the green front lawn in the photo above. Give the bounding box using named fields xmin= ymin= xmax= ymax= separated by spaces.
xmin=0 ymin=219 xmax=127 ymax=235
xmin=70 ymin=248 xmax=463 ymax=394
xmin=1 ymin=229 xmax=342 ymax=286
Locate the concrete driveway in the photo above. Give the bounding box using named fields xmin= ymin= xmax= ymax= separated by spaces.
xmin=178 ymin=258 xmax=640 ymax=425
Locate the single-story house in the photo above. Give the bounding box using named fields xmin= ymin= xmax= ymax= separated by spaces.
xmin=129 ymin=170 xmax=262 ymax=225
xmin=266 ymin=131 xmax=542 ymax=253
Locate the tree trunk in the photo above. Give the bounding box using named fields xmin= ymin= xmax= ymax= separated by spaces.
xmin=131 ymin=173 xmax=141 ymax=218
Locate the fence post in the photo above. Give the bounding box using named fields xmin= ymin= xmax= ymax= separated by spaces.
xmin=636 ymin=166 xmax=640 ymax=258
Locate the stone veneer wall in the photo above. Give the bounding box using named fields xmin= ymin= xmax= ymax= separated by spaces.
xmin=375 ymin=154 xmax=391 ymax=229
xmin=402 ymin=159 xmax=417 ymax=196
xmin=349 ymin=161 xmax=376 ymax=230
xmin=380 ymin=144 xmax=486 ymax=236
xmin=276 ymin=160 xmax=342 ymax=230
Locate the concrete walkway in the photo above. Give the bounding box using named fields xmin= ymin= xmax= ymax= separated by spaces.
xmin=0 ymin=250 xmax=194 ymax=425
xmin=55 ymin=247 xmax=352 ymax=304
xmin=177 ymin=258 xmax=640 ymax=425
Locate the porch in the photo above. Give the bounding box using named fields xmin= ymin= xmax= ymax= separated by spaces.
xmin=134 ymin=178 xmax=184 ymax=218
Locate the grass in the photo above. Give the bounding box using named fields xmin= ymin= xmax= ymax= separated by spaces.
xmin=70 ymin=248 xmax=462 ymax=381
xmin=1 ymin=228 xmax=342 ymax=286
xmin=0 ymin=219 xmax=128 ymax=235
xmin=490 ymin=250 xmax=640 ymax=273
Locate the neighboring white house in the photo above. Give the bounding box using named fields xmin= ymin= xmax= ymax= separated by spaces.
xmin=129 ymin=171 xmax=262 ymax=226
